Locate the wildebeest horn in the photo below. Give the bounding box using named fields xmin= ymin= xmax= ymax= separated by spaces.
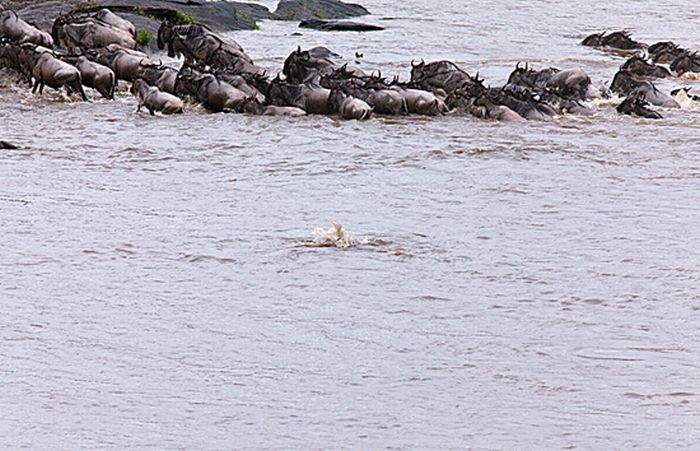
xmin=421 ymin=58 xmax=425 ymax=65
xmin=411 ymin=59 xmax=417 ymax=68
xmin=296 ymin=45 xmax=301 ymax=53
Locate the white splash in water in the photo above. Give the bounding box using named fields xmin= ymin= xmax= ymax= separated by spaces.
xmin=673 ymin=89 xmax=700 ymax=111
xmin=310 ymin=222 xmax=355 ymax=248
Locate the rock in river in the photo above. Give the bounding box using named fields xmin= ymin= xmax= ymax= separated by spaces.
xmin=273 ymin=0 xmax=370 ymax=21
xmin=299 ymin=18 xmax=383 ymax=31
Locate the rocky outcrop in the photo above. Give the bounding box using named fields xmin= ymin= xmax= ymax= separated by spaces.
xmin=12 ymin=0 xmax=273 ymax=34
xmin=273 ymin=0 xmax=370 ymax=21
xmin=299 ymin=18 xmax=382 ymax=31
xmin=7 ymin=0 xmax=372 ymax=41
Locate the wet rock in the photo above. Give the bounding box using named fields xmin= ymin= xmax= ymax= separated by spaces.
xmin=273 ymin=0 xmax=370 ymax=21
xmin=0 ymin=140 xmax=19 ymax=149
xmin=299 ymin=18 xmax=382 ymax=32
xmin=16 ymin=1 xmax=74 ymax=32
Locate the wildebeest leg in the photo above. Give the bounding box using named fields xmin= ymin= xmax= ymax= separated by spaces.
xmin=148 ymin=108 xmax=155 ymax=116
xmin=32 ymin=78 xmax=41 ymax=94
xmin=136 ymin=102 xmax=142 ymax=113
xmin=39 ymin=82 xmax=45 ymax=95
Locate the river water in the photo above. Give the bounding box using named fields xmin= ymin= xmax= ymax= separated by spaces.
xmin=2 ymin=0 xmax=700 ymax=449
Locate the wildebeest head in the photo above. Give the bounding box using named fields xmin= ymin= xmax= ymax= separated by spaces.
xmin=609 ymin=69 xmax=645 ymax=95
xmin=670 ymin=51 xmax=700 ymax=76
xmin=621 ymin=55 xmax=671 ymax=78
xmin=602 ymin=31 xmax=647 ymax=50
xmin=283 ymin=46 xmax=335 ymax=84
xmin=135 ymin=59 xmax=166 ymax=85
xmin=581 ymin=32 xmax=604 ymax=47
xmin=617 ymin=90 xmax=662 ymax=119
xmin=268 ymin=75 xmax=305 ymax=106
xmin=648 ymin=41 xmax=685 ymax=64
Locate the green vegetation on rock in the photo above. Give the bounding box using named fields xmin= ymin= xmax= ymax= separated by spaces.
xmin=135 ymin=29 xmax=152 ymax=46
xmin=174 ymin=11 xmax=198 ymax=25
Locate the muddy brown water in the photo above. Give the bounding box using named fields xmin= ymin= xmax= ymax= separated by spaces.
xmin=2 ymin=0 xmax=700 ymax=449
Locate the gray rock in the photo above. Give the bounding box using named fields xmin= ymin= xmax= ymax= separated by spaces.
xmin=13 ymin=0 xmax=274 ymax=35
xmin=299 ymin=18 xmax=382 ymax=31
xmin=273 ymin=0 xmax=370 ymax=21
xmin=16 ymin=1 xmax=74 ymax=32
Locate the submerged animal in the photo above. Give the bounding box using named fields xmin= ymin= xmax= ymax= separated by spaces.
xmin=131 ymin=79 xmax=184 ymax=115
xmin=617 ymin=91 xmax=662 ymax=119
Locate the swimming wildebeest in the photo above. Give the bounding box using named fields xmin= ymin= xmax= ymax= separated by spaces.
xmin=507 ymin=63 xmax=591 ymax=100
xmin=174 ymin=68 xmax=248 ymax=112
xmin=610 ymin=70 xmax=680 ymax=108
xmin=409 ymin=59 xmax=478 ymax=96
xmin=388 ymin=80 xmax=449 ymax=116
xmin=62 ymin=55 xmax=116 ymax=99
xmin=648 ymin=41 xmax=686 ymax=64
xmin=0 ymin=10 xmax=53 ymax=47
xmin=157 ymin=21 xmax=257 ymax=73
xmin=446 ymin=78 xmax=525 ymax=122
xmin=283 ymin=46 xmax=339 ymax=84
xmin=617 ymin=91 xmax=662 ymax=119
xmin=582 ymin=31 xmax=647 ymax=54
xmin=328 ymin=88 xmax=373 ymax=120
xmin=240 ymin=96 xmax=307 ymax=117
xmin=52 ymin=13 xmax=136 ymax=52
xmin=320 ymin=67 xmax=408 ymax=115
xmin=670 ymin=52 xmax=700 ymax=76
xmin=131 ymin=79 xmax=184 ymax=115
xmin=268 ymin=76 xmax=333 ymax=114
xmin=19 ymin=44 xmax=88 ymax=101
xmin=620 ymin=56 xmax=671 ymax=78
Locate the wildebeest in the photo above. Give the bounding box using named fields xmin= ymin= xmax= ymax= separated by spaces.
xmin=283 ymin=46 xmax=339 ymax=84
xmin=131 ymin=79 xmax=184 ymax=115
xmin=240 ymin=96 xmax=306 ymax=116
xmin=648 ymin=41 xmax=686 ymax=64
xmin=134 ymin=61 xmax=179 ymax=94
xmin=157 ymin=21 xmax=256 ymax=74
xmin=620 ymin=56 xmax=671 ymax=78
xmin=52 ymin=13 xmax=136 ymax=52
xmin=0 ymin=38 xmax=26 ymax=77
xmin=507 ymin=63 xmax=591 ymax=100
xmin=390 ymin=85 xmax=448 ymax=116
xmin=610 ymin=70 xmax=680 ymax=108
xmin=582 ymin=31 xmax=647 ymax=54
xmin=0 ymin=10 xmax=53 ymax=47
xmin=62 ymin=55 xmax=116 ymax=99
xmin=213 ymin=69 xmax=267 ymax=103
xmin=174 ymin=69 xmax=248 ymax=112
xmin=410 ymin=60 xmax=478 ymax=96
xmin=329 ymin=88 xmax=373 ymax=120
xmin=670 ymin=52 xmax=700 ymax=76
xmin=617 ymin=91 xmax=662 ymax=119
xmin=447 ymin=80 xmax=525 ymax=122
xmin=268 ymin=77 xmax=333 ymax=114
xmin=19 ymin=44 xmax=88 ymax=101
xmin=87 ymin=46 xmax=156 ymax=81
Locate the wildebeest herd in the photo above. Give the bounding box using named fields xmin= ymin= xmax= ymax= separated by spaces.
xmin=1 ymin=8 xmax=699 ymax=121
